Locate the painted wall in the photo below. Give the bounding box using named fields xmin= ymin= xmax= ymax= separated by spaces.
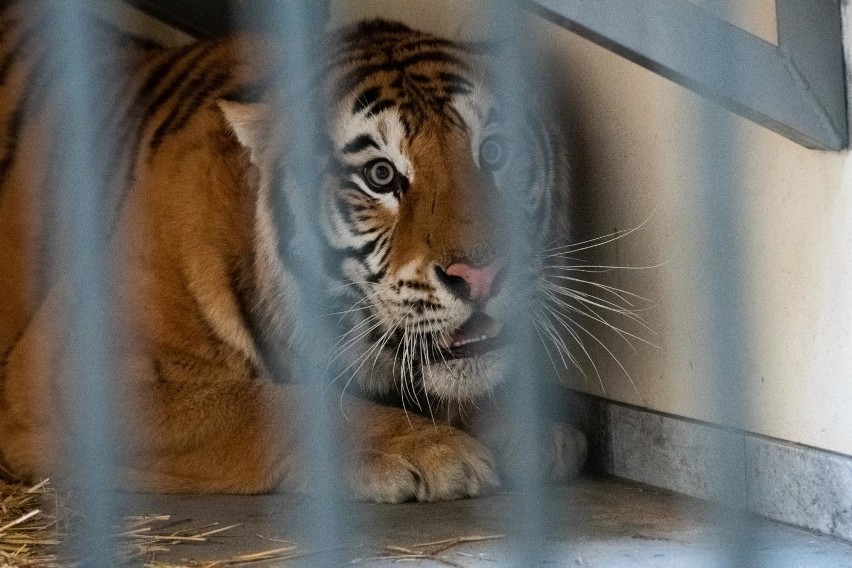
xmin=101 ymin=0 xmax=852 ymax=456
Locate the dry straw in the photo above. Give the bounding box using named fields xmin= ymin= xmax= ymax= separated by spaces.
xmin=0 ymin=478 xmax=284 ymax=567
xmin=1 ymin=477 xmax=504 ymax=567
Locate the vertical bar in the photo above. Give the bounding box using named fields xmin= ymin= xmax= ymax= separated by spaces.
xmin=43 ymin=3 xmax=117 ymax=566
xmin=695 ymin=111 xmax=756 ymax=568
xmin=489 ymin=1 xmax=553 ymax=564
xmin=686 ymin=5 xmax=761 ymax=567
xmin=233 ymin=1 xmax=345 ymax=564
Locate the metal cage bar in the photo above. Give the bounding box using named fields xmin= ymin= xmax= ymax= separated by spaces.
xmin=686 ymin=6 xmax=762 ymax=567
xmin=44 ymin=3 xmax=119 ymax=566
xmin=489 ymin=1 xmax=555 ymax=564
xmin=234 ymin=1 xmax=347 ymax=565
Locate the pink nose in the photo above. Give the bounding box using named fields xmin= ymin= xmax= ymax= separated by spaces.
xmin=444 ymin=260 xmax=504 ymax=302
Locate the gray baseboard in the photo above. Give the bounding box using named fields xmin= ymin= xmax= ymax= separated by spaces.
xmin=570 ymin=393 xmax=852 ymax=542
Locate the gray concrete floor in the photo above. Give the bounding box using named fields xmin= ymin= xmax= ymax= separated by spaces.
xmin=123 ymin=476 xmax=852 ymax=567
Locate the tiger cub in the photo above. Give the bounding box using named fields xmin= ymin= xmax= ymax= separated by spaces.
xmin=0 ymin=3 xmax=586 ymax=502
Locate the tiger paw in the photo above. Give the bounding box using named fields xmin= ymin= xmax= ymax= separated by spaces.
xmin=348 ymin=421 xmax=500 ymax=503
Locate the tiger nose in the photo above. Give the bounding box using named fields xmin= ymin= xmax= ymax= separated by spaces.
xmin=435 ymin=260 xmax=505 ymax=302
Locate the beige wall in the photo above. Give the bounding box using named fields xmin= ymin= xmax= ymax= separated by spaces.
xmin=331 ymin=0 xmax=852 ymax=457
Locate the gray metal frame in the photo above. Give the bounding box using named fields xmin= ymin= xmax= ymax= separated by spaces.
xmin=525 ymin=0 xmax=848 ymax=150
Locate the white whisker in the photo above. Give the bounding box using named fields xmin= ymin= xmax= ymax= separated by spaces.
xmin=542 ymin=303 xmax=605 ymax=392
xmin=544 ymin=273 xmax=650 ymax=304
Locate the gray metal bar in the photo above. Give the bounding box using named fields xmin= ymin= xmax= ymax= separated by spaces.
xmin=45 ymin=3 xmax=118 ymax=566
xmin=490 ymin=1 xmax=553 ymax=564
xmin=695 ymin=105 xmax=760 ymax=567
xmin=685 ymin=6 xmax=762 ymax=566
xmin=241 ymin=1 xmax=345 ymax=565
xmin=524 ymin=0 xmax=847 ymax=150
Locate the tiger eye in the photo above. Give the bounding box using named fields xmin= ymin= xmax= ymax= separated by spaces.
xmin=364 ymin=159 xmax=397 ymax=191
xmin=479 ymin=135 xmax=507 ymax=170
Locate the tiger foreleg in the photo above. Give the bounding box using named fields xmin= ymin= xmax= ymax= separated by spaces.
xmin=122 ymin=374 xmax=500 ymax=501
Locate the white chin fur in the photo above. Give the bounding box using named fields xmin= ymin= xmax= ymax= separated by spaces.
xmin=420 ymin=349 xmax=510 ymax=401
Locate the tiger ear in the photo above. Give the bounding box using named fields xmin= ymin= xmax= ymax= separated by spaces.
xmin=218 ymin=100 xmax=270 ymax=163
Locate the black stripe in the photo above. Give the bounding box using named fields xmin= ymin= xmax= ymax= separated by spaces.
xmin=402 ymin=299 xmax=441 ymax=310
xmin=437 ymin=71 xmax=471 ymax=87
xmin=149 ymin=67 xmax=216 ymax=149
xmin=438 ymin=71 xmax=473 ymax=95
xmin=339 ymin=180 xmax=364 ymax=193
xmin=0 ymin=24 xmax=46 ymax=185
xmin=397 ymin=279 xmax=431 ymax=291
xmin=372 ymin=237 xmax=390 ymax=268
xmin=334 ymin=194 xmax=355 ymax=226
xmin=329 ymin=158 xmax=362 ymax=178
xmin=140 ymin=43 xmax=217 ymax=139
xmin=145 ymin=49 xmax=224 ymax=139
xmin=0 ymin=104 xmax=24 ymax=180
xmin=0 ymin=22 xmax=37 ymax=85
xmin=90 ymin=58 xmax=158 ymax=208
xmin=153 ymin=360 xmax=168 ymax=382
xmin=226 ymin=264 xmax=260 ymax=349
xmin=349 ymin=202 xmax=371 ymax=213
xmin=143 ymin=44 xmax=211 ymax=109
xmin=0 ymin=49 xmax=55 ymax=189
xmin=351 ymin=85 xmax=381 ymax=114
xmin=341 ymin=134 xmax=379 ymax=154
xmin=103 ymin=43 xmax=215 ymax=231
xmin=322 ymin=50 xmax=378 ymax=79
xmin=337 ymin=62 xmax=397 ymax=97
xmin=366 ymin=263 xmax=387 ymax=284
xmin=397 ymin=37 xmax=469 ymax=53
xmin=354 ymin=235 xmax=380 ymax=258
xmin=335 ymin=51 xmax=469 ymax=100
xmin=367 ymin=99 xmax=395 ymax=116
xmin=0 ymin=326 xmax=26 ymax=385
xmin=100 ymin=43 xmax=202 ymax=187
xmin=397 ymin=50 xmax=470 ymax=70
xmin=151 ymin=70 xmax=231 ymax=149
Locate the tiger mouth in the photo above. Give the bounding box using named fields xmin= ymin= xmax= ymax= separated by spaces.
xmin=436 ymin=312 xmax=508 ymax=360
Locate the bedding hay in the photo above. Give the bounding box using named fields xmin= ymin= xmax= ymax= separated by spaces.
xmin=0 ymin=477 xmax=279 ymax=567
xmin=1 ymin=476 xmax=503 ymax=567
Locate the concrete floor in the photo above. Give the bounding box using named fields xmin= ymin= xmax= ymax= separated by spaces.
xmin=123 ymin=476 xmax=852 ymax=567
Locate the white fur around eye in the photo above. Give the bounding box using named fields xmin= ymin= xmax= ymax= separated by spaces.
xmin=333 ymin=105 xmax=414 ymax=184
xmin=451 ymin=91 xmax=496 ymax=165
xmin=349 ymin=174 xmax=399 ymax=211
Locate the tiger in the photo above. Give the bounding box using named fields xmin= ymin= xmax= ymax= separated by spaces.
xmin=0 ymin=1 xmax=587 ymax=502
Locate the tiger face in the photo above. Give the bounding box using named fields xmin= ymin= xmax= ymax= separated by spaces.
xmin=224 ymin=20 xmax=565 ymax=406
xmin=319 ymin=22 xmax=564 ymax=404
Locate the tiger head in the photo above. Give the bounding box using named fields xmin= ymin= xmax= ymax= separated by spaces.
xmin=221 ymin=21 xmax=566 ymax=405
